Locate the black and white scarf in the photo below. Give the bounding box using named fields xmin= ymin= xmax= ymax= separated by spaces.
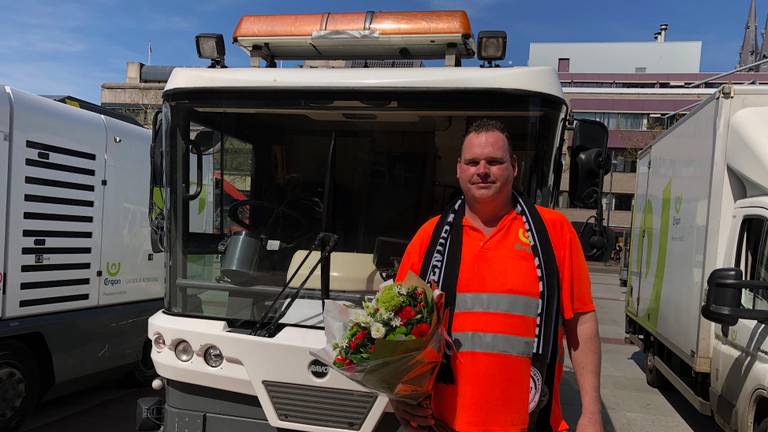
xmin=420 ymin=191 xmax=561 ymax=432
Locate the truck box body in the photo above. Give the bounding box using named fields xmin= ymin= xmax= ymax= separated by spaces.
xmin=627 ymin=91 xmax=720 ymax=371
xmin=1 ymin=86 xmax=163 ymax=316
xmin=628 ymin=86 xmax=768 ymax=370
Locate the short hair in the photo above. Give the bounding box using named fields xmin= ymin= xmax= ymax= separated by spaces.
xmin=465 ymin=119 xmax=510 ymax=143
xmin=461 ymin=119 xmax=513 ymax=158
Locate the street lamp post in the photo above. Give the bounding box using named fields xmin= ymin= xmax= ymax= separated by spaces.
xmin=606 ymin=161 xmax=615 ymax=229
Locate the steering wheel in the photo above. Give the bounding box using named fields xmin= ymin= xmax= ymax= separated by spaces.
xmin=228 ymin=199 xmax=308 ymax=244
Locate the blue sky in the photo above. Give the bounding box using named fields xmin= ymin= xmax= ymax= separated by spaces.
xmin=0 ymin=0 xmax=763 ymax=103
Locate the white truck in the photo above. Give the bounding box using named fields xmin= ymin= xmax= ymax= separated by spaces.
xmin=625 ymin=85 xmax=768 ymax=432
xmin=140 ymin=10 xmax=611 ymax=432
xmin=0 ymin=86 xmax=164 ymax=430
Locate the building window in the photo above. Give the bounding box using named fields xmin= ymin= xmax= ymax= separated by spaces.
xmin=574 ymin=112 xmax=647 ymax=130
xmin=558 ymin=58 xmax=570 ymax=72
xmin=635 ymin=67 xmax=647 ymax=73
xmin=612 ymin=194 xmax=633 ymax=211
xmin=611 ymin=150 xmax=637 ymax=173
xmin=646 ymin=115 xmax=667 ymax=130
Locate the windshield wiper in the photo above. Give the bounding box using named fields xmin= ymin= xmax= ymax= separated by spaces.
xmin=251 ymin=232 xmax=338 ymax=337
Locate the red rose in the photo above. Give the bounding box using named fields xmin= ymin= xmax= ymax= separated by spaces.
xmin=335 ymin=355 xmax=345 ymax=363
xmin=344 ymin=359 xmax=353 ymax=366
xmin=370 ymin=344 xmax=375 ymax=353
xmin=412 ymin=323 xmax=431 ymax=338
xmin=398 ymin=306 xmax=417 ymax=322
xmin=415 ymin=289 xmax=424 ymax=298
xmin=350 ymin=339 xmax=358 ymax=350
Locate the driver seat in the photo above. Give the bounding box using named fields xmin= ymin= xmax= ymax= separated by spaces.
xmin=286 ymin=251 xmax=383 ymax=292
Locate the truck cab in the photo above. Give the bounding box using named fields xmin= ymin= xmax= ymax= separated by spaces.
xmin=707 ymin=200 xmax=768 ymax=432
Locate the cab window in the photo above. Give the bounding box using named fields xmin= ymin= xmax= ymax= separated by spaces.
xmin=735 ymin=217 xmax=768 ymax=310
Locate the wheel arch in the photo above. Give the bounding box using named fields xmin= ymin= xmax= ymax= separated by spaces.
xmin=2 ymin=333 xmax=56 ymax=394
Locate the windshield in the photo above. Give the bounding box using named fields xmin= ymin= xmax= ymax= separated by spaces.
xmin=163 ymin=89 xmax=567 ymax=325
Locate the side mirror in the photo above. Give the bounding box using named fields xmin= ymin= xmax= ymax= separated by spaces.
xmin=701 ymin=267 xmax=768 ymax=325
xmin=192 ymin=129 xmax=221 ymax=154
xmin=150 ymin=110 xmax=164 ymax=189
xmin=568 ymin=119 xmax=610 ymax=209
xmin=149 ymin=110 xmax=165 ymax=253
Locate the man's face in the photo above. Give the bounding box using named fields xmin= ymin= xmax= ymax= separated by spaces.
xmin=456 ymin=131 xmax=517 ymax=204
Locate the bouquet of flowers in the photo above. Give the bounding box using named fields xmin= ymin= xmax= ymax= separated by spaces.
xmin=312 ymin=272 xmax=447 ymax=403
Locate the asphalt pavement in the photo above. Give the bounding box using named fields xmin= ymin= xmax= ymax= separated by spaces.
xmin=21 ymin=381 xmax=156 ymax=432
xmin=562 ymin=265 xmax=722 ymax=432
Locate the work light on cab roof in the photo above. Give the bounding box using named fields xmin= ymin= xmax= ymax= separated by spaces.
xmin=477 ymin=30 xmax=508 ymax=67
xmin=195 ymin=33 xmax=227 ymax=68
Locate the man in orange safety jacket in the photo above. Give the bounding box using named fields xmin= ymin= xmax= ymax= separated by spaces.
xmin=392 ymin=119 xmax=603 ymax=432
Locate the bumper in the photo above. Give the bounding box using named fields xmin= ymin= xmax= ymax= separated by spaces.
xmin=149 ymin=311 xmax=394 ymax=432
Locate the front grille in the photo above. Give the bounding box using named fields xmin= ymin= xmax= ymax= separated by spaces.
xmin=263 ymin=381 xmax=377 ymax=430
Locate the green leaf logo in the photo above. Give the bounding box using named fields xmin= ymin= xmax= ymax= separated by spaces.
xmin=106 ymin=262 xmax=121 ymax=277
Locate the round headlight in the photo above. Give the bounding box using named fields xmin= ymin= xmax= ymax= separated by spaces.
xmin=152 ymin=334 xmax=166 ymax=351
xmin=174 ymin=340 xmax=194 ymax=362
xmin=204 ymin=346 xmax=224 ymax=368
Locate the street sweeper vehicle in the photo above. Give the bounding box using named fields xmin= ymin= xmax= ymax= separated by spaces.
xmin=625 ymin=85 xmax=768 ymax=432
xmin=0 ymin=86 xmax=164 ymax=430
xmin=140 ymin=10 xmax=611 ymax=431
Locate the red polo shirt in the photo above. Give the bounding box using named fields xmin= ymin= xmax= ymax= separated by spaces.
xmin=396 ymin=206 xmax=594 ymax=431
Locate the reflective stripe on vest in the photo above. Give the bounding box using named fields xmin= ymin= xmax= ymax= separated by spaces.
xmin=455 ymin=293 xmax=539 ymax=318
xmin=453 ymin=331 xmax=535 ymax=357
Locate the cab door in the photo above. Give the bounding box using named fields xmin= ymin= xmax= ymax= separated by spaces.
xmin=710 ymin=206 xmax=768 ymax=431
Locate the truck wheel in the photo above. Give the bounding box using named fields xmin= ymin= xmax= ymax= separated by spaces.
xmin=644 ymin=350 xmax=667 ymax=389
xmin=130 ymin=339 xmax=157 ymax=386
xmin=0 ymin=341 xmax=40 ymax=431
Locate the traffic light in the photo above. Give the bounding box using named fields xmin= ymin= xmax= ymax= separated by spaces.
xmin=568 ymin=118 xmax=610 ymax=209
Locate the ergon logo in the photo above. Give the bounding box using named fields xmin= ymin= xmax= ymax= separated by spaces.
xmin=103 ymin=278 xmax=122 ymax=287
xmin=308 ymin=359 xmax=330 ymax=379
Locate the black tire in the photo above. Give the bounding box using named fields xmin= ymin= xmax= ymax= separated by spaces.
xmin=756 ymin=418 xmax=767 ymax=432
xmin=130 ymin=339 xmax=157 ymax=386
xmin=0 ymin=341 xmax=40 ymax=432
xmin=644 ymin=349 xmax=667 ymax=389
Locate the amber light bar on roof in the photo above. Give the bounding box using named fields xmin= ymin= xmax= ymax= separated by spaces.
xmin=232 ymin=10 xmax=475 ymax=66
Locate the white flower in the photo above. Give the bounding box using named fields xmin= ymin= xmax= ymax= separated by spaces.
xmin=371 ymin=322 xmax=386 ymax=339
xmin=363 ymin=301 xmax=376 ymax=314
xmin=353 ymin=310 xmax=372 ymax=325
xmin=390 ymin=316 xmax=402 ymax=327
